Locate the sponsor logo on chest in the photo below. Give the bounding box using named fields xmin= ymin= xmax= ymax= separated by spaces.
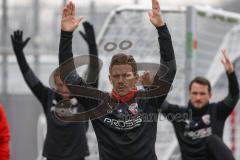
xmin=104 ymin=102 xmax=142 ymax=130
xmin=184 ymin=114 xmax=212 ymax=139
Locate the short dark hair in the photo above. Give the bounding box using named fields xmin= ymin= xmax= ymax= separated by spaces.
xmin=189 ymin=76 xmax=211 ymax=93
xmin=109 ymin=53 xmax=137 ymax=75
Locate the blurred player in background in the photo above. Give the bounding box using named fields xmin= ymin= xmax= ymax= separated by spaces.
xmin=141 ymin=49 xmax=239 ymax=160
xmin=10 ymin=13 xmax=98 ymax=160
xmin=0 ymin=103 xmax=10 ymax=160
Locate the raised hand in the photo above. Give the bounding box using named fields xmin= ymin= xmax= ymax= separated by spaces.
xmin=139 ymin=71 xmax=153 ymax=86
xmin=221 ymin=49 xmax=234 ymax=74
xmin=11 ymin=30 xmax=31 ymax=53
xmin=79 ymin=21 xmax=99 ymax=86
xmin=79 ymin=21 xmax=96 ymax=47
xmin=148 ymin=0 xmax=164 ymax=27
xmin=61 ymin=1 xmax=84 ymax=32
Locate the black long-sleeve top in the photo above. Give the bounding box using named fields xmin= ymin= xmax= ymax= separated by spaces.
xmin=14 ymin=34 xmax=90 ymax=160
xmin=58 ymin=24 xmax=177 ymax=160
xmin=161 ymin=72 xmax=239 ymax=160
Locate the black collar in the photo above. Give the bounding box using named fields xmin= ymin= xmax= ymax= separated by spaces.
xmin=188 ymin=101 xmax=209 ymax=117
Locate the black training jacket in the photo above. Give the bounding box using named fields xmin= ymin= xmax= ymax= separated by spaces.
xmin=161 ymin=72 xmax=239 ymax=160
xmin=13 ymin=31 xmax=91 ymax=160
xmin=60 ymin=24 xmax=177 ymax=160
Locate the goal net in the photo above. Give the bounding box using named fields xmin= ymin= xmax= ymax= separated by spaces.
xmin=90 ymin=4 xmax=240 ymax=160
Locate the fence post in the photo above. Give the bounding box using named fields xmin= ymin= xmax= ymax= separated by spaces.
xmin=2 ymin=0 xmax=8 ymax=95
xmin=185 ymin=6 xmax=197 ymax=103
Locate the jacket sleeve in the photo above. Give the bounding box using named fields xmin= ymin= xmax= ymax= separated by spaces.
xmin=146 ymin=24 xmax=177 ymax=109
xmin=14 ymin=46 xmax=50 ymax=111
xmin=216 ymin=71 xmax=239 ymax=119
xmin=58 ymin=30 xmax=99 ymax=87
xmin=57 ymin=30 xmax=101 ymax=120
xmin=159 ymin=101 xmax=188 ymax=123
